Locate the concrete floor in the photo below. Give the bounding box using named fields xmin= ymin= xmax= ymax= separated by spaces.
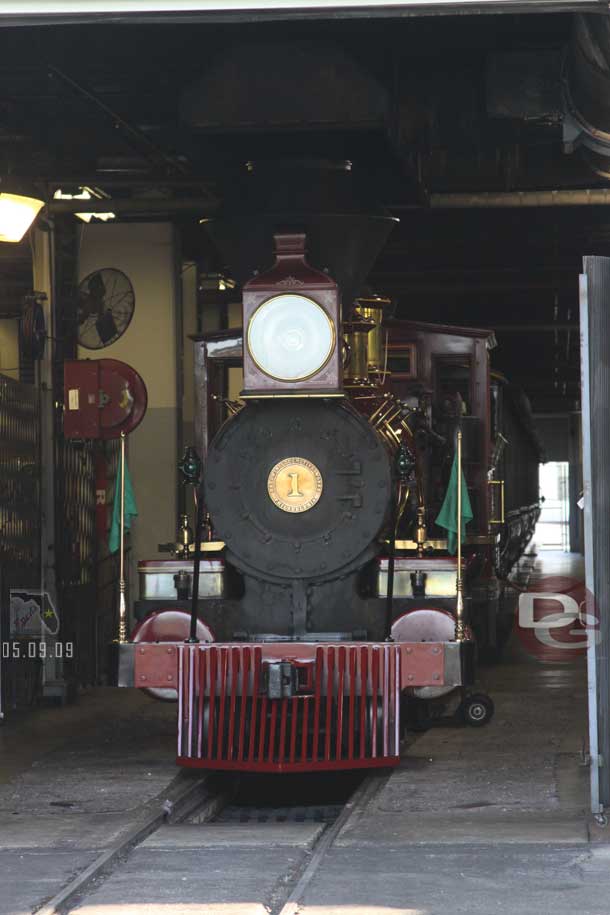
xmin=0 ymin=689 xmax=178 ymax=915
xmin=339 ymin=554 xmax=590 ymax=848
xmin=301 ymin=550 xmax=597 ymax=915
xmin=1 ymin=549 xmax=606 ymax=914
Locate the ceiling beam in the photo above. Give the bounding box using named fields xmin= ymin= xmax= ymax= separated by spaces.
xmin=46 ymin=196 xmax=214 ymax=215
xmin=430 ymin=188 xmax=610 ymax=209
xmin=492 ymin=323 xmax=579 ymax=332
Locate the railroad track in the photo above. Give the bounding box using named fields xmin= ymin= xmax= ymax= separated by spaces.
xmin=271 ymin=771 xmax=390 ymax=915
xmin=34 ymin=767 xmax=392 ymax=914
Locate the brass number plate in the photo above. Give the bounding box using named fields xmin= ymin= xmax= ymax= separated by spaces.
xmin=267 ymin=457 xmax=323 ymax=513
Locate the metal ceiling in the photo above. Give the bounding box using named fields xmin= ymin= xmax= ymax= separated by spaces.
xmin=0 ymin=10 xmax=600 ymax=410
xmin=0 ymin=0 xmax=602 ymax=25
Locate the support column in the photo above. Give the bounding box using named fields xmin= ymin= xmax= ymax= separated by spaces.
xmin=31 ymin=227 xmax=65 ymax=701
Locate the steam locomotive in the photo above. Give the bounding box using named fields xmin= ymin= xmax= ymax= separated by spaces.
xmin=116 ymin=163 xmax=540 ymax=772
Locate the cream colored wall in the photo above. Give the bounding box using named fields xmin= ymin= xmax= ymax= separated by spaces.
xmin=78 ymin=223 xmax=177 ymax=407
xmin=0 ymin=319 xmax=19 ymax=379
xmin=78 ymin=222 xmax=178 ymax=580
xmin=227 ymin=301 xmax=241 ymax=328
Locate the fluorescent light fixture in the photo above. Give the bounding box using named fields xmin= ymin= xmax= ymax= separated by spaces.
xmin=76 ymin=211 xmax=116 ymax=224
xmin=0 ymin=191 xmax=44 ymax=243
xmin=53 ymin=187 xmax=116 ymax=223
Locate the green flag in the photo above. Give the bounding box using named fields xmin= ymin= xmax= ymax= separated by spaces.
xmin=435 ymin=452 xmax=473 ymax=555
xmin=109 ymin=459 xmax=138 ymax=553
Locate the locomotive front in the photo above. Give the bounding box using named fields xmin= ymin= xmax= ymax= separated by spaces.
xmin=206 ymin=397 xmax=393 ymax=638
xmin=116 ymin=165 xmax=481 ymax=772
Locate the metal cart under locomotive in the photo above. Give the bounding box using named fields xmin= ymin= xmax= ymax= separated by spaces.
xmin=111 ymin=212 xmax=500 ymax=772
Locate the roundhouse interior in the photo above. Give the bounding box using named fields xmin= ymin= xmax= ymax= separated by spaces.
xmin=0 ymin=4 xmax=608 ymax=913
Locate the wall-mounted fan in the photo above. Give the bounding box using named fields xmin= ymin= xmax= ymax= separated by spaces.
xmin=77 ymin=268 xmax=135 ymax=350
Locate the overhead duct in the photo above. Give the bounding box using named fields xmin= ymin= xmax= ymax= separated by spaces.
xmin=202 ymin=159 xmax=398 ymax=308
xmin=181 ymin=39 xmax=388 ymax=133
xmin=564 ymin=14 xmax=610 ymax=178
xmin=430 ymin=188 xmax=610 ymax=207
xmin=487 ymin=19 xmax=610 ymax=179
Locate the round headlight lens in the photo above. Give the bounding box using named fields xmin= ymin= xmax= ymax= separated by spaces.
xmin=247 ymin=294 xmax=334 ymax=382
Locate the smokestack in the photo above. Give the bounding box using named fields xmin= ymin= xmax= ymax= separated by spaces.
xmin=202 ymin=159 xmax=398 ymax=309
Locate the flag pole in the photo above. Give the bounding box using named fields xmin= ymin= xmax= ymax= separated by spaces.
xmin=455 ymin=429 xmax=466 ymax=641
xmin=118 ymin=430 xmax=127 ymax=643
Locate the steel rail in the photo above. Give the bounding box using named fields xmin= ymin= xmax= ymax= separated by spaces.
xmin=274 ymin=769 xmax=392 ymax=915
xmin=34 ymin=771 xmax=231 ymax=915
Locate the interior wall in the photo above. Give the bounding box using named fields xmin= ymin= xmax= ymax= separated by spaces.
xmin=569 ymin=412 xmax=583 ymax=554
xmin=78 ymin=222 xmax=178 ymax=580
xmin=534 ymin=414 xmax=570 ymax=462
xmin=0 ymin=320 xmax=19 ymax=380
xmin=534 ymin=412 xmax=583 ymax=552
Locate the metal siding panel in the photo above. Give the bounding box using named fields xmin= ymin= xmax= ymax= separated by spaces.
xmin=359 ymin=648 xmax=367 ymax=758
xmin=348 ymin=648 xmax=356 ymax=760
xmin=278 ymin=699 xmax=288 ymax=764
xmin=301 ymin=696 xmax=310 ymax=761
xmin=176 ymin=643 xmax=402 ymax=771
xmin=197 ymin=648 xmax=206 ymax=758
xmin=289 ymin=697 xmax=298 ymax=764
xmin=227 ymin=648 xmax=238 ymax=761
xmin=248 ymin=648 xmax=261 ymax=762
xmin=325 ymin=647 xmax=333 ymax=761
xmin=336 ymin=647 xmax=346 ymax=760
xmin=187 ymin=646 xmax=195 ymax=756
xmin=237 ymin=648 xmax=249 ymax=761
xmin=582 ymin=256 xmax=610 ymax=812
xmin=177 ymin=643 xmax=184 ymax=756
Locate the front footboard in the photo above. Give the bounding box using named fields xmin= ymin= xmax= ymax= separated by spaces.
xmin=115 ymin=640 xmax=466 ymax=773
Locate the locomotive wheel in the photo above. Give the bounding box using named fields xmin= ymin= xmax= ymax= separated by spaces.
xmin=460 ymin=693 xmax=494 ymax=727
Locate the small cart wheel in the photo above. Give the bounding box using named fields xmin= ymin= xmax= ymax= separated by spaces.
xmin=461 ymin=693 xmax=494 ymax=727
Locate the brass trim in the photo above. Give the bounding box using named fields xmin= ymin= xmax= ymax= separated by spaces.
xmin=355 ymin=297 xmax=388 ymax=373
xmin=139 ymin=562 xmax=224 ymax=572
xmin=188 ymin=541 xmax=225 ymax=553
xmin=488 ymin=479 xmax=505 ymax=525
xmin=246 ymin=293 xmax=336 ymax=383
xmin=393 ymin=539 xmax=449 ymax=550
xmin=354 ymin=296 xmax=391 ymax=307
xmin=240 ymin=392 xmax=344 ymax=399
xmin=455 ymin=429 xmax=466 ymax=641
xmin=392 ymin=535 xmax=498 ymax=550
xmin=267 ymin=456 xmax=323 ymax=513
